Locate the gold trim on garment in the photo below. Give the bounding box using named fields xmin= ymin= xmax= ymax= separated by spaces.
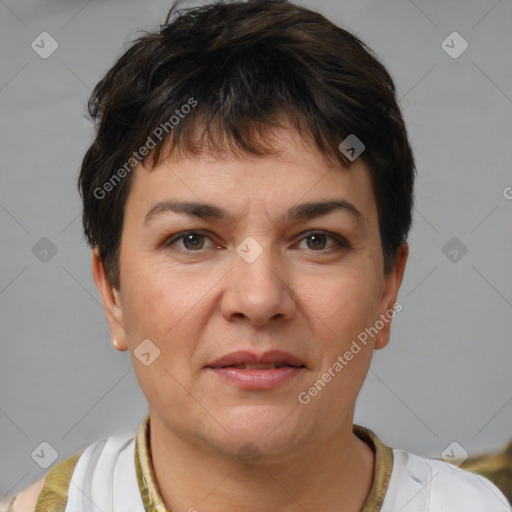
xmin=134 ymin=415 xmax=394 ymax=512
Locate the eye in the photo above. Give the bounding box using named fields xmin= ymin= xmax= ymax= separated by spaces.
xmin=163 ymin=231 xmax=215 ymax=251
xmin=296 ymin=231 xmax=350 ymax=252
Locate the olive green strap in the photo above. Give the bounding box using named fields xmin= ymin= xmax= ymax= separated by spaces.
xmin=35 ymin=451 xmax=83 ymax=512
xmin=354 ymin=425 xmax=394 ymax=512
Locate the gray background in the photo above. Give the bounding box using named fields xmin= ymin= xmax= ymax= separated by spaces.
xmin=1 ymin=0 xmax=511 ymax=501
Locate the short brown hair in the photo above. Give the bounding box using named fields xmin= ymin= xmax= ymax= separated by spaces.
xmin=78 ymin=0 xmax=416 ymax=289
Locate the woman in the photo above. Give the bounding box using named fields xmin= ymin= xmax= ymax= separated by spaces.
xmin=3 ymin=0 xmax=510 ymax=510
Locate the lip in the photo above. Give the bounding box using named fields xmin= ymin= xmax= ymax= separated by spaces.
xmin=206 ymin=350 xmax=306 ymax=390
xmin=206 ymin=350 xmax=305 ymax=368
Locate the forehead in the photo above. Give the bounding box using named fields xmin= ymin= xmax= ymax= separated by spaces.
xmin=124 ymin=128 xmax=377 ymax=227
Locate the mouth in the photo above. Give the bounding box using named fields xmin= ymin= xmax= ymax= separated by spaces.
xmin=206 ymin=349 xmax=305 ymax=369
xmin=214 ymin=362 xmax=304 ymax=370
xmin=206 ymin=350 xmax=306 ymax=390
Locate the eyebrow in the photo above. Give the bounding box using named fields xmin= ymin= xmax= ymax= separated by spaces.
xmin=144 ymin=199 xmax=363 ymax=226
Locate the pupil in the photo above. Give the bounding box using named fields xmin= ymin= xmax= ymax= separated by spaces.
xmin=308 ymin=234 xmax=325 ymax=250
xmin=185 ymin=234 xmax=202 ymax=250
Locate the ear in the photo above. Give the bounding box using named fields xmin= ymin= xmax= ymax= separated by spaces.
xmin=91 ymin=247 xmax=128 ymax=351
xmin=374 ymin=244 xmax=408 ymax=350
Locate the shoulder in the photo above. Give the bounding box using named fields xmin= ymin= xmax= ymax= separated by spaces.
xmin=0 ymin=449 xmax=83 ymax=512
xmin=0 ymin=424 xmax=143 ymax=512
xmin=0 ymin=476 xmax=46 ymax=512
xmin=383 ymin=449 xmax=512 ymax=512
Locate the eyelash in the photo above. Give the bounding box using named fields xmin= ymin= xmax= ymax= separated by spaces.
xmin=162 ymin=230 xmax=350 ymax=253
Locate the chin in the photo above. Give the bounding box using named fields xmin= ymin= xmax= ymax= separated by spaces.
xmin=206 ymin=403 xmax=311 ymax=458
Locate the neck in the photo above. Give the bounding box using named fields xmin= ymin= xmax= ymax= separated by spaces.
xmin=148 ymin=414 xmax=375 ymax=512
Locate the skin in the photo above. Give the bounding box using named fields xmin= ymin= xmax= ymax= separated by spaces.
xmin=93 ymin=127 xmax=408 ymax=512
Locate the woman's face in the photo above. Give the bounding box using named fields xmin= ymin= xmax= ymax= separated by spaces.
xmin=96 ymin=128 xmax=407 ymax=458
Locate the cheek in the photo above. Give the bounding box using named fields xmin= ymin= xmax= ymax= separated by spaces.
xmin=120 ymin=255 xmax=198 ymax=340
xmin=308 ymin=268 xmax=381 ymax=404
xmin=302 ymin=269 xmax=382 ymax=345
xmin=120 ymin=260 xmax=214 ymax=384
xmin=121 ymin=269 xmax=200 ymax=410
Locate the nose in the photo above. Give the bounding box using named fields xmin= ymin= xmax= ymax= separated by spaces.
xmin=220 ymin=238 xmax=297 ymax=327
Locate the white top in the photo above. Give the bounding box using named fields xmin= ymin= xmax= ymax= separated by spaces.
xmin=64 ymin=434 xmax=146 ymax=512
xmin=382 ymin=448 xmax=511 ymax=511
xmin=60 ymin=431 xmax=511 ymax=512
